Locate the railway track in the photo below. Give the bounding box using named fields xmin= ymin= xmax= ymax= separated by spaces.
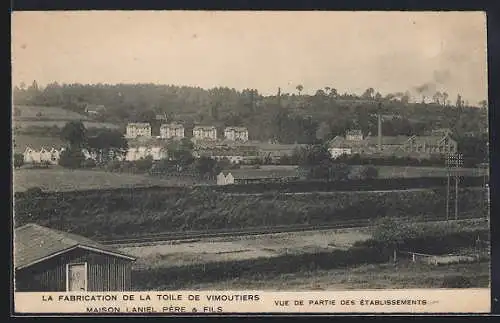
xmin=99 ymin=215 xmax=486 ymax=246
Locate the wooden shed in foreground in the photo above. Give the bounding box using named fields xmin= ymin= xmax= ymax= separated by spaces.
xmin=14 ymin=223 xmax=136 ymax=292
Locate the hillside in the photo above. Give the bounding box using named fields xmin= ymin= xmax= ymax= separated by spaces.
xmin=13 ymin=105 xmax=120 ymax=131
xmin=13 ymin=83 xmax=488 ymax=145
xmin=13 ymin=186 xmax=487 ymax=239
xmin=13 ymin=105 xmax=90 ymax=121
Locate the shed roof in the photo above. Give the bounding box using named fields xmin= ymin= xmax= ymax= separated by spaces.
xmin=14 ymin=223 xmax=136 ymax=270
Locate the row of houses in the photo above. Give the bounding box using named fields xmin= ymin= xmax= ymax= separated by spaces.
xmin=21 ymin=146 xmax=103 ymax=165
xmin=327 ymin=129 xmax=458 ymax=159
xmin=125 ymin=123 xmax=249 ymax=142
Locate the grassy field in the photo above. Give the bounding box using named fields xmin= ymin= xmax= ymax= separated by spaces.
xmin=13 ymin=105 xmax=89 ymax=121
xmin=13 ymin=105 xmax=120 ymax=130
xmin=13 ymin=168 xmax=193 ymax=192
xmin=351 ymin=165 xmax=488 ymax=179
xmin=14 ymin=120 xmax=120 ymax=130
xmin=183 ymin=261 xmax=490 ymax=290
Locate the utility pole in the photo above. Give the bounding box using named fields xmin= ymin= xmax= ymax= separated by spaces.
xmin=445 ymin=154 xmax=451 ymax=221
xmin=451 ymin=153 xmax=464 ymax=220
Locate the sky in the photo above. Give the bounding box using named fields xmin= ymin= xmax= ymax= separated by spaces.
xmin=11 ymin=11 xmax=488 ymax=104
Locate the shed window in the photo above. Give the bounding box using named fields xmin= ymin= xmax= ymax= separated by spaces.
xmin=66 ymin=263 xmax=88 ymax=292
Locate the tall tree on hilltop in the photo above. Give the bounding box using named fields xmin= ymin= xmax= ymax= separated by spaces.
xmin=362 ymin=88 xmax=375 ymax=100
xmin=456 ymin=94 xmax=463 ymax=109
xmin=296 ymin=84 xmax=304 ymax=96
xmin=442 ymin=92 xmax=449 ymax=106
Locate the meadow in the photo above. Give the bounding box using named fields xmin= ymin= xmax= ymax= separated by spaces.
xmin=14 ymin=120 xmax=120 ymax=130
xmin=13 ymin=105 xmax=90 ymax=121
xmin=13 ymin=168 xmax=192 ymax=192
xmin=13 ymin=105 xmax=120 ymax=130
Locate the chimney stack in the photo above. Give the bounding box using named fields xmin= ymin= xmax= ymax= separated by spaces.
xmin=377 ymin=103 xmax=382 ymax=151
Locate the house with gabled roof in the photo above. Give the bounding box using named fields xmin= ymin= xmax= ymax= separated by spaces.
xmin=14 ymin=223 xmax=136 ymax=292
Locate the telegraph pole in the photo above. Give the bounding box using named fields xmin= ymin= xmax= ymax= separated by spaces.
xmin=454 ymin=153 xmax=463 ymax=220
xmin=445 ymin=154 xmax=451 ymax=221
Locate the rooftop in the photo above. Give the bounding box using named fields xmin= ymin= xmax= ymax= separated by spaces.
xmin=14 ymin=223 xmax=135 ymax=270
xmin=224 ymin=127 xmax=248 ymax=131
xmin=193 ymin=125 xmax=217 ymax=130
xmin=160 ymin=123 xmax=184 ymax=128
xmin=127 ymin=123 xmax=151 ymax=128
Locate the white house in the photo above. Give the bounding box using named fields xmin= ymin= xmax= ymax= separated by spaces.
xmin=328 ymin=147 xmax=353 ymax=159
xmin=23 ymin=147 xmax=40 ymax=164
xmin=23 ymin=146 xmax=65 ymax=165
xmin=224 ymin=127 xmax=249 ymax=142
xmin=125 ymin=146 xmax=167 ymax=161
xmin=217 ymin=172 xmax=235 ymax=185
xmin=125 ymin=123 xmax=152 ymax=139
xmin=160 ymin=123 xmax=185 ymax=139
xmin=193 ymin=126 xmax=217 ymax=140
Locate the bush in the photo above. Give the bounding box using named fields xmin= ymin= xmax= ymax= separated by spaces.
xmin=25 ymin=187 xmax=43 ymax=196
xmin=441 ymin=275 xmax=472 ymax=288
xmin=14 ymin=153 xmax=24 ymax=168
xmin=106 ymin=160 xmax=122 ymax=172
xmin=82 ymin=158 xmax=97 ymax=169
xmin=58 ymin=148 xmax=85 ymax=169
xmin=134 ymin=156 xmax=153 ymax=173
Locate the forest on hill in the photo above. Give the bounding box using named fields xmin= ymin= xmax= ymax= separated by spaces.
xmin=13 ymin=81 xmax=488 ymax=146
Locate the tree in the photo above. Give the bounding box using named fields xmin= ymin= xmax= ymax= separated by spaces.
xmin=329 ymin=88 xmax=338 ymax=98
xmin=478 ymin=100 xmax=487 ymax=110
xmin=60 ymin=121 xmax=87 ymax=149
xmin=293 ymin=144 xmax=331 ymax=166
xmin=315 ymin=121 xmax=332 ymax=141
xmin=58 ymin=148 xmax=86 ymax=169
xmin=456 ymin=94 xmax=463 ymax=109
xmin=442 ymin=92 xmax=449 ymax=106
xmin=14 ymin=153 xmax=24 ymax=168
xmin=296 ymin=84 xmax=304 ymax=96
xmin=134 ymin=156 xmax=153 ymax=173
xmin=315 ymin=89 xmax=326 ymax=97
xmin=374 ymin=92 xmax=382 ymax=101
xmin=87 ymin=129 xmax=128 ymax=164
xmin=362 ymin=88 xmax=375 ymax=100
xmin=195 ymin=156 xmax=218 ymax=179
xmin=432 ymin=91 xmax=443 ymax=105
